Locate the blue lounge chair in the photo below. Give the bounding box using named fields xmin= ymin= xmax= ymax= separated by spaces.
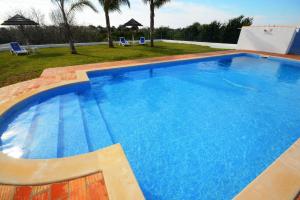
xmin=10 ymin=42 xmax=28 ymax=55
xmin=119 ymin=37 xmax=129 ymax=46
xmin=139 ymin=37 xmax=146 ymax=45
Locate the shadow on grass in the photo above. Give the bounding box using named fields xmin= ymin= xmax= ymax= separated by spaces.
xmin=142 ymin=45 xmax=188 ymax=55
xmin=0 ymin=70 xmax=42 ymax=87
xmin=29 ymin=52 xmax=63 ymax=58
xmin=77 ymin=53 xmax=106 ymax=59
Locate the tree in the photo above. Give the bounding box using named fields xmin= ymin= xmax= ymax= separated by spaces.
xmin=201 ymin=21 xmax=222 ymax=42
xmin=143 ymin=0 xmax=170 ymax=47
xmin=51 ymin=0 xmax=97 ymax=54
xmin=221 ymin=15 xmax=253 ymax=44
xmin=184 ymin=23 xmax=201 ymax=41
xmin=0 ymin=15 xmax=253 ymax=46
xmin=29 ymin=8 xmax=46 ymax=26
xmin=98 ymin=0 xmax=130 ymax=48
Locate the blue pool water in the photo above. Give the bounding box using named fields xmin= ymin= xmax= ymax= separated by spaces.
xmin=1 ymin=53 xmax=300 ymax=199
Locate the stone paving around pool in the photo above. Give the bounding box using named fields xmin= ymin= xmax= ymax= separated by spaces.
xmin=0 ymin=50 xmax=234 ymax=104
xmin=1 ymin=50 xmax=300 ymax=105
xmin=0 ymin=172 xmax=108 ymax=200
xmin=0 ymin=144 xmax=144 ymax=200
xmin=0 ymin=50 xmax=300 ymax=200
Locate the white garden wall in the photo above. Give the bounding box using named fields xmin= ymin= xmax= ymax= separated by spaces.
xmin=237 ymin=26 xmax=297 ymax=54
xmin=161 ymin=40 xmax=236 ymax=49
xmin=289 ymin=29 xmax=300 ymax=55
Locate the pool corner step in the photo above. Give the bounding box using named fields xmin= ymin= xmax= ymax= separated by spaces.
xmin=78 ymin=91 xmax=114 ymax=150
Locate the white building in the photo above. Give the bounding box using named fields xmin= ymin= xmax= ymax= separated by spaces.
xmin=237 ymin=26 xmax=300 ymax=55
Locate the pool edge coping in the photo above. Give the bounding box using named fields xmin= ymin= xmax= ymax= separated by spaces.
xmin=234 ymin=138 xmax=300 ymax=200
xmin=0 ymin=51 xmax=299 ymax=199
xmin=0 ymin=144 xmax=145 ymax=200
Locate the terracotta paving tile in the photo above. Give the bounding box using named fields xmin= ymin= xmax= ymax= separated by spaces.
xmin=69 ymin=177 xmax=87 ymax=200
xmin=86 ymin=173 xmax=108 ymax=200
xmin=0 ymin=185 xmax=15 ymax=200
xmin=14 ymin=186 xmax=32 ymax=200
xmin=86 ymin=173 xmax=101 ymax=185
xmin=87 ymin=181 xmax=108 ymax=200
xmin=32 ymin=191 xmax=49 ymax=200
xmin=50 ymin=182 xmax=68 ymax=200
xmin=31 ymin=185 xmax=50 ymax=195
xmin=295 ymin=191 xmax=300 ymax=200
xmin=69 ymin=177 xmax=86 ymax=192
xmin=0 ymin=172 xmax=108 ymax=200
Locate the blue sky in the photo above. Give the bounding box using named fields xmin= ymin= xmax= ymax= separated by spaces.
xmin=0 ymin=0 xmax=299 ymax=28
xmin=188 ymin=0 xmax=300 ymax=25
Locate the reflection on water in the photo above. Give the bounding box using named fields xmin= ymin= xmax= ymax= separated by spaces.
xmin=2 ymin=146 xmax=24 ymax=158
xmin=109 ymin=73 xmax=132 ymax=84
xmin=276 ymin=62 xmax=300 ymax=84
xmin=149 ymin=68 xmax=154 ymax=77
xmin=218 ymin=57 xmax=233 ymax=69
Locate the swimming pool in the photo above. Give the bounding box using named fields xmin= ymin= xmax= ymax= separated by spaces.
xmin=1 ymin=53 xmax=300 ymax=199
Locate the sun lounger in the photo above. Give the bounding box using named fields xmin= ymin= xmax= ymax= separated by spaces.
xmin=10 ymin=42 xmax=28 ymax=55
xmin=119 ymin=37 xmax=129 ymax=46
xmin=139 ymin=37 xmax=146 ymax=45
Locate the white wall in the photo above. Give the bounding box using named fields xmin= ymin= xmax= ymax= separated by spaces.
xmin=289 ymin=29 xmax=300 ymax=55
xmin=237 ymin=26 xmax=297 ymax=54
xmin=161 ymin=40 xmax=236 ymax=49
xmin=0 ymin=39 xmax=236 ymax=52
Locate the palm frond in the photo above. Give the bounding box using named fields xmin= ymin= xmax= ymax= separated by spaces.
xmin=69 ymin=0 xmax=98 ymax=15
xmin=98 ymin=0 xmax=130 ymax=13
xmin=119 ymin=0 xmax=130 ymax=8
xmin=142 ymin=0 xmax=149 ymax=4
xmin=153 ymin=0 xmax=170 ymax=8
xmin=142 ymin=0 xmax=171 ymax=8
xmin=51 ymin=0 xmax=64 ymax=11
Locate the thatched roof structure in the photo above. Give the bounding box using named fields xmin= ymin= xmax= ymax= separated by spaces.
xmin=123 ymin=18 xmax=143 ymax=28
xmin=2 ymin=14 xmax=38 ymax=26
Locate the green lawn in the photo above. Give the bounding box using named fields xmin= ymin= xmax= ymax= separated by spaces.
xmin=0 ymin=42 xmax=223 ymax=87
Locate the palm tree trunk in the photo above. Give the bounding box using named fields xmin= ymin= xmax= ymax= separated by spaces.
xmin=65 ymin=23 xmax=77 ymax=54
xmin=150 ymin=0 xmax=155 ymax=47
xmin=105 ymin=9 xmax=114 ymax=48
xmin=62 ymin=9 xmax=77 ymax=54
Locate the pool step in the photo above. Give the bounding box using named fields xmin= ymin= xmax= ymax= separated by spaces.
xmin=91 ymin=91 xmax=116 ymax=144
xmin=26 ymin=96 xmax=60 ymax=159
xmin=57 ymin=93 xmax=89 ymax=158
xmin=26 ymin=91 xmax=112 ymax=159
xmin=0 ymin=104 xmax=38 ymax=158
xmin=78 ymin=91 xmax=113 ymax=151
xmin=1 ymin=90 xmax=114 ymax=159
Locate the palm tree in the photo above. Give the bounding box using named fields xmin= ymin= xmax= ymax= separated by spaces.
xmin=51 ymin=0 xmax=97 ymax=54
xmin=98 ymin=0 xmax=130 ymax=48
xmin=143 ymin=0 xmax=170 ymax=47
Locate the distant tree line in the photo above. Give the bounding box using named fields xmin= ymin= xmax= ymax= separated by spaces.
xmin=155 ymin=15 xmax=253 ymax=44
xmin=0 ymin=25 xmax=149 ymax=44
xmin=1 ymin=0 xmax=171 ymax=54
xmin=0 ymin=15 xmax=252 ymax=45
